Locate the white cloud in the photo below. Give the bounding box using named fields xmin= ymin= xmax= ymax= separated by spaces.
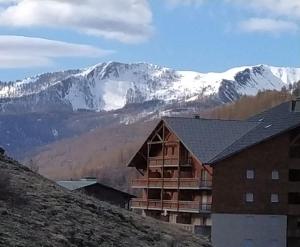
xmin=239 ymin=18 xmax=298 ymax=34
xmin=228 ymin=0 xmax=300 ymax=19
xmin=166 ymin=0 xmax=205 ymax=7
xmin=0 ymin=0 xmax=153 ymax=43
xmin=0 ymin=35 xmax=114 ymax=69
xmin=226 ymin=0 xmax=300 ymax=35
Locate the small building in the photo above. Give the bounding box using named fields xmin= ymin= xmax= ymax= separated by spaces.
xmin=128 ymin=98 xmax=300 ymax=247
xmin=57 ymin=178 xmax=135 ymax=209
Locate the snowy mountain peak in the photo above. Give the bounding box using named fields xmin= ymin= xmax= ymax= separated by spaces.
xmin=0 ymin=62 xmax=299 ymax=113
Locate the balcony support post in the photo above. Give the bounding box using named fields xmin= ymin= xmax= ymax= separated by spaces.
xmin=147 ymin=142 xmax=150 ymax=210
xmin=161 ymin=123 xmax=165 ymax=210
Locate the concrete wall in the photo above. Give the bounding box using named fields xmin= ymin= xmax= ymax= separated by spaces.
xmin=212 ymin=213 xmax=287 ymax=247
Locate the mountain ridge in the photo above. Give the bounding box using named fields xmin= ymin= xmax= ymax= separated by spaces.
xmin=0 ymin=62 xmax=299 ymax=114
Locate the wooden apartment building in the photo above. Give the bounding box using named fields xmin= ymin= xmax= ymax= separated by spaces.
xmin=128 ymin=99 xmax=300 ymax=247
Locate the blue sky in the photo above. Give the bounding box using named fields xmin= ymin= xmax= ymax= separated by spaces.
xmin=0 ymin=0 xmax=299 ymax=81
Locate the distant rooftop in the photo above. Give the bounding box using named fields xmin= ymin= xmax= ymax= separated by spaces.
xmin=56 ymin=179 xmax=135 ymax=198
xmin=57 ymin=179 xmax=97 ymax=191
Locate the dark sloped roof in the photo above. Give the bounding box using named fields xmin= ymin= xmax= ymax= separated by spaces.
xmin=208 ymin=102 xmax=300 ymax=164
xmin=163 ymin=117 xmax=259 ymax=164
xmin=128 ymin=101 xmax=300 ymax=168
xmin=57 ymin=180 xmax=135 ymax=198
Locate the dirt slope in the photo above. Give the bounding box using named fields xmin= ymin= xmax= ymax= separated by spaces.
xmin=0 ymin=155 xmax=210 ymax=247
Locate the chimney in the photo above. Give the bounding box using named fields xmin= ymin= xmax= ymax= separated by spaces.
xmin=291 ymin=97 xmax=300 ymax=112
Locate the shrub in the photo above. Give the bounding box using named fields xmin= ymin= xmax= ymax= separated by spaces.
xmin=0 ymin=170 xmax=11 ymax=200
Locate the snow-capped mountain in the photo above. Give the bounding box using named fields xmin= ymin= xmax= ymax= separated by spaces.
xmin=0 ymin=62 xmax=299 ymax=113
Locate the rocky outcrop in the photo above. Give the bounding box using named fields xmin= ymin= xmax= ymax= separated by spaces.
xmin=0 ymin=156 xmax=211 ymax=247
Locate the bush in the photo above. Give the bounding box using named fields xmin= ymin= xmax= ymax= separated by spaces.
xmin=0 ymin=169 xmax=27 ymax=206
xmin=0 ymin=170 xmax=11 ymax=200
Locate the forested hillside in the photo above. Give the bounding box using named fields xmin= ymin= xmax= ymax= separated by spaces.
xmin=204 ymin=90 xmax=293 ymax=120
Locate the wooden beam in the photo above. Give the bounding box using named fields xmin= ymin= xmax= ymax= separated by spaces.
xmin=138 ymin=151 xmax=147 ymax=161
xmin=137 ymin=168 xmax=144 ymax=176
xmin=291 ymin=133 xmax=300 ymax=146
xmin=150 ymin=125 xmax=163 ymax=142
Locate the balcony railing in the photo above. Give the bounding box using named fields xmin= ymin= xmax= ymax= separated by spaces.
xmin=132 ymin=178 xmax=212 ymax=189
xmin=148 ymin=157 xmax=193 ymax=167
xmin=131 ymin=199 xmax=211 ymax=213
xmin=149 ymin=157 xmax=179 ymax=167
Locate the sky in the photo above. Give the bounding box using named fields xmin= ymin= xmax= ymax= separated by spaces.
xmin=0 ymin=0 xmax=299 ymax=81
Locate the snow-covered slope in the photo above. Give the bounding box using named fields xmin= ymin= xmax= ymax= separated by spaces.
xmin=0 ymin=62 xmax=299 ymax=113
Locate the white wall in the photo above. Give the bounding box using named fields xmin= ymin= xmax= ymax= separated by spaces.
xmin=212 ymin=213 xmax=287 ymax=247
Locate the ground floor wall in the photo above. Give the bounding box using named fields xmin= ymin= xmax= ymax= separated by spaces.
xmin=143 ymin=210 xmax=211 ymax=236
xmin=211 ymin=213 xmax=287 ymax=247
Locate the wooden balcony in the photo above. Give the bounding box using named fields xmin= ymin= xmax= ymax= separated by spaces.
xmin=149 ymin=157 xmax=179 ymax=167
xmin=148 ymin=157 xmax=192 ymax=167
xmin=131 ymin=199 xmax=211 ymax=213
xmin=132 ymin=178 xmax=212 ymax=189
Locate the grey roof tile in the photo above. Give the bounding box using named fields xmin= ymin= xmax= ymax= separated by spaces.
xmin=163 ymin=117 xmax=259 ymax=163
xmin=208 ymin=102 xmax=300 ymax=164
xmin=162 ymin=102 xmax=300 ymax=165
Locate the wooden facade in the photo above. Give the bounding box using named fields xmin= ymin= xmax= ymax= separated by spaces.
xmin=130 ymin=121 xmax=213 ymax=234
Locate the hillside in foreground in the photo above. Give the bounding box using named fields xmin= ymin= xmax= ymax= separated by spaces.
xmin=0 ymin=155 xmax=210 ymax=247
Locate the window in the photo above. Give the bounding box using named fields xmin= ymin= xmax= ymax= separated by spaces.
xmin=297 ymin=218 xmax=300 ymax=228
xmin=271 ymin=193 xmax=279 ymax=203
xmin=246 ymin=193 xmax=254 ymax=202
xmin=290 ymin=128 xmax=300 ymax=158
xmin=171 ymin=146 xmax=175 ymax=155
xmin=289 ymin=169 xmax=300 ymax=181
xmin=289 ymin=193 xmax=300 ymax=204
xmin=246 ymin=169 xmax=255 ymax=179
xmin=272 ymin=170 xmax=279 ymax=180
xmin=290 ymin=146 xmax=300 ymax=158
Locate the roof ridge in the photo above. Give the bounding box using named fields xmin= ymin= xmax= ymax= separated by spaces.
xmin=162 ymin=116 xmax=249 ymax=123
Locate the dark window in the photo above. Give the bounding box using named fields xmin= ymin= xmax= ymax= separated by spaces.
xmin=290 ymin=127 xmax=300 ymax=141
xmin=290 ymin=128 xmax=300 ymax=158
xmin=176 ymin=213 xmax=192 ymax=224
xmin=288 ymin=193 xmax=300 ymax=204
xmin=297 ymin=218 xmax=300 ymax=228
xmin=148 ymin=189 xmax=161 ymax=200
xmin=289 ymin=169 xmax=300 ymax=181
xmin=171 ymin=146 xmax=175 ymax=155
xmin=290 ymin=146 xmax=300 ymax=158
